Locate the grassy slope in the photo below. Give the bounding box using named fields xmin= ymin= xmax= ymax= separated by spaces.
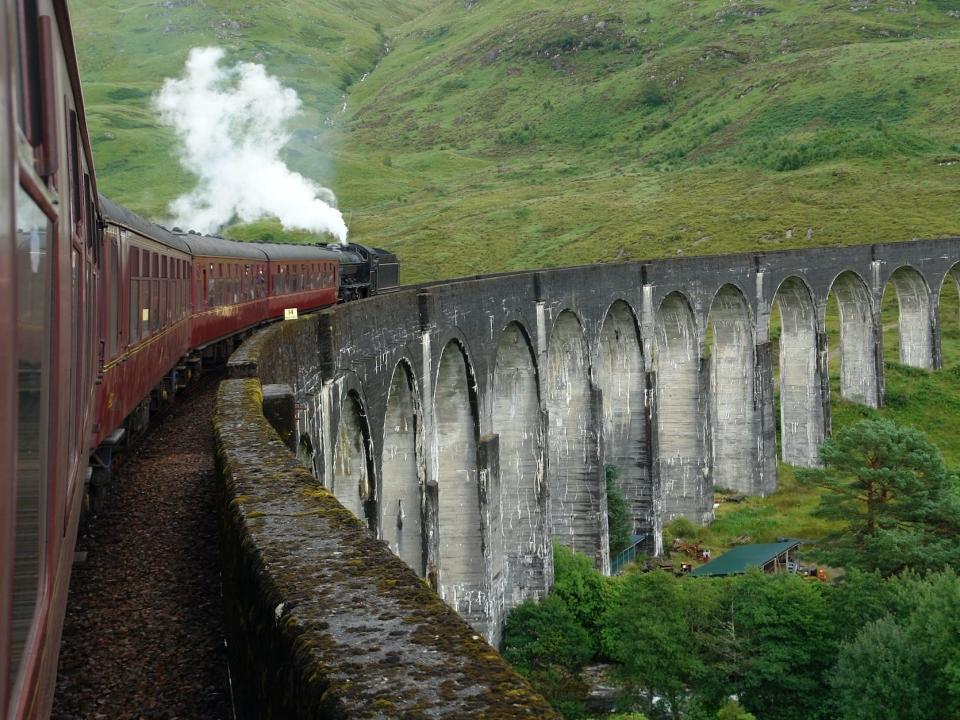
xmin=71 ymin=0 xmax=435 ymax=217
xmin=73 ymin=1 xmax=960 ymax=281
xmin=337 ymin=0 xmax=960 ymax=281
xmin=73 ymin=0 xmax=960 ymax=571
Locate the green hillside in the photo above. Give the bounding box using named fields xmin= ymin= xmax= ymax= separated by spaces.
xmin=73 ymin=1 xmax=960 ymax=281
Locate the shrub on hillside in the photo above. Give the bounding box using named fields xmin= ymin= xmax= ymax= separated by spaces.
xmin=502 ymin=594 xmax=594 ymax=672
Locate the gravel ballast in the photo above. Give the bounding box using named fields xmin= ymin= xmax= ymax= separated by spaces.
xmin=53 ymin=375 xmax=231 ymax=719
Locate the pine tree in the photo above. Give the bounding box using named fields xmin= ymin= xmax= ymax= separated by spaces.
xmin=797 ymin=418 xmax=960 ymax=575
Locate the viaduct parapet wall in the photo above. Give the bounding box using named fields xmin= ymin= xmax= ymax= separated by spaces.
xmin=221 ymin=237 xmax=960 ymax=654
xmin=214 ymin=349 xmax=559 ymax=718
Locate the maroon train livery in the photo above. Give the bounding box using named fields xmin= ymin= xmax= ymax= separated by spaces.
xmin=0 ymin=1 xmax=399 ymax=717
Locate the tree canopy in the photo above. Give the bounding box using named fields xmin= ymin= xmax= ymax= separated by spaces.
xmin=797 ymin=418 xmax=960 ymax=575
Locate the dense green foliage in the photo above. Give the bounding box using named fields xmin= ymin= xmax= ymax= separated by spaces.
xmin=606 ymin=466 xmax=633 ymax=558
xmin=797 ymin=419 xmax=960 ymax=575
xmin=831 ymin=570 xmax=960 ymax=719
xmin=602 ymin=570 xmax=700 ymax=719
xmin=508 ymin=402 xmax=960 ymax=719
xmin=502 ymin=594 xmax=594 ymax=673
xmin=72 ymin=1 xmax=960 ymax=281
xmin=507 ymin=550 xmax=960 ymax=720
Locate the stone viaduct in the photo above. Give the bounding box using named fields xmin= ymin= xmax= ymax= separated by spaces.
xmin=217 ymin=238 xmax=959 ymax=715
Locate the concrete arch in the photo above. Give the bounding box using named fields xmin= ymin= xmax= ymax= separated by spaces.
xmin=938 ymin=262 xmax=960 ymax=350
xmin=332 ymin=390 xmax=375 ymax=527
xmin=493 ymin=322 xmax=547 ymax=609
xmin=433 ymin=339 xmax=486 ymax=622
xmin=772 ymin=276 xmax=824 ymax=467
xmin=381 ymin=360 xmax=424 ymax=576
xmin=828 ymin=271 xmax=879 ymax=406
xmin=937 ymin=261 xmax=960 ymax=301
xmin=707 ymin=285 xmax=757 ymax=493
xmin=546 ymin=310 xmax=607 ymax=571
xmin=654 ymin=292 xmax=709 ymax=523
xmin=884 ymin=265 xmax=934 ymax=369
xmin=597 ymin=300 xmax=655 ymax=549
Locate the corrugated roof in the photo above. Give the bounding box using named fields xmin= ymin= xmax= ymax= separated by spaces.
xmin=248 ymin=242 xmax=343 ymax=262
xmin=174 ymin=232 xmax=269 ymax=261
xmin=99 ymin=195 xmax=192 ymax=254
xmin=689 ymin=541 xmax=800 ymax=577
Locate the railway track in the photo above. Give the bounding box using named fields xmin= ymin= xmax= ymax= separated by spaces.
xmin=52 ymin=374 xmax=231 ymax=720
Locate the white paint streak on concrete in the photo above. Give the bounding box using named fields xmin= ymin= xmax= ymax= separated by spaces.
xmin=433 ymin=341 xmax=487 ymax=628
xmin=775 ymin=277 xmax=823 ymax=467
xmin=381 ymin=363 xmax=424 ymax=575
xmin=888 ymin=267 xmax=933 ymax=369
xmin=546 ymin=311 xmax=603 ymax=566
xmin=597 ymin=301 xmax=653 ymax=546
xmin=832 ymin=272 xmax=879 ymax=406
xmin=654 ymin=293 xmax=705 ymax=522
xmin=708 ymin=286 xmax=756 ymax=494
xmin=493 ymin=323 xmax=546 ymax=610
xmin=332 ymin=393 xmax=370 ymax=519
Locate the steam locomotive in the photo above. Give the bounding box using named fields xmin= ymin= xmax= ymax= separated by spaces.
xmin=0 ymin=2 xmax=397 ymax=716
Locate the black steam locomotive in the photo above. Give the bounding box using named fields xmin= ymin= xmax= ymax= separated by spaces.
xmin=329 ymin=243 xmax=401 ymax=302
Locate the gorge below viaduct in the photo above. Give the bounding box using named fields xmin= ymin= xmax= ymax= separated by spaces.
xmin=216 ymin=237 xmax=960 ymax=718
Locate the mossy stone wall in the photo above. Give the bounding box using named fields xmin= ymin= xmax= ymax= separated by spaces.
xmin=215 ymin=328 xmax=559 ymax=718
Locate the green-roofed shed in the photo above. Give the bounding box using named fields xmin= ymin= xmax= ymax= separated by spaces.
xmin=690 ymin=541 xmax=801 ymax=577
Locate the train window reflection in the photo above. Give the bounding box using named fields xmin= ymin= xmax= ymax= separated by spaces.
xmin=110 ymin=244 xmax=119 ymax=356
xmin=12 ymin=185 xmax=51 ymax=693
xmin=14 ymin=0 xmax=42 ymax=144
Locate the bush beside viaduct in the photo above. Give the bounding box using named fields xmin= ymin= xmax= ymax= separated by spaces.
xmin=216 ymin=238 xmax=959 ymax=717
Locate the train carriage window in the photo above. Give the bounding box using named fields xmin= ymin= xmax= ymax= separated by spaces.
xmin=161 ymin=280 xmax=168 ymax=328
xmin=141 ymin=276 xmax=150 ymax=339
xmin=11 ymin=185 xmax=52 ymax=691
xmin=69 ymin=249 xmax=80 ymax=469
xmin=84 ymin=176 xmax=97 ymax=257
xmin=68 ymin=112 xmax=82 ymax=230
xmin=151 ymin=278 xmax=160 ymax=332
xmin=171 ymin=261 xmax=178 ymax=319
xmin=85 ymin=257 xmax=94 ymax=401
xmin=110 ymin=243 xmax=119 ymax=356
xmin=14 ymin=0 xmax=42 ymax=144
xmin=130 ymin=248 xmax=140 ymax=343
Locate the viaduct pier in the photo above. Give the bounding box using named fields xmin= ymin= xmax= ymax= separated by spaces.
xmin=216 ymin=237 xmax=959 ymax=717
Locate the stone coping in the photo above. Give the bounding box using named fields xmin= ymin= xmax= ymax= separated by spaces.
xmin=214 ymin=321 xmax=558 ymax=719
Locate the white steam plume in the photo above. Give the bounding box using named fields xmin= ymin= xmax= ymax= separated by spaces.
xmin=153 ymin=47 xmax=348 ymax=243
